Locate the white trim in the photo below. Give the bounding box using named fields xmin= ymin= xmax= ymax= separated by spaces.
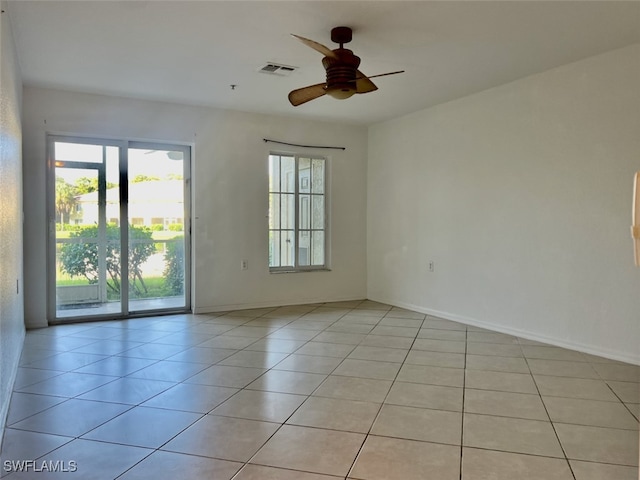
xmin=268 ymin=152 xmax=328 ymax=272
xmin=369 ymin=296 xmax=640 ymax=366
xmin=0 ymin=328 xmax=25 ymax=439
xmin=193 ymin=296 xmax=365 ymax=314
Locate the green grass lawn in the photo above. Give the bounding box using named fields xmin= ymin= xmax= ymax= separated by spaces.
xmin=57 ymin=276 xmax=176 ymax=300
xmin=56 ymin=278 xmax=90 ymax=286
xmin=128 ymin=277 xmax=169 ymax=299
xmin=55 ymin=225 xmax=184 ymax=301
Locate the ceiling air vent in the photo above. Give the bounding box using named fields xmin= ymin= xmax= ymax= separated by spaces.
xmin=259 ymin=63 xmax=297 ymax=76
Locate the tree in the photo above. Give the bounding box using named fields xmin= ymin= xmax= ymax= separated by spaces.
xmin=132 ymin=174 xmax=160 ymax=183
xmin=74 ymin=176 xmax=116 ymax=195
xmin=74 ymin=176 xmax=98 ymax=195
xmin=55 ymin=177 xmax=77 ymax=226
xmin=59 ymin=224 xmax=156 ymax=297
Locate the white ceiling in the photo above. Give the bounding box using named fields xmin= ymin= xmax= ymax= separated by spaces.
xmin=6 ymin=1 xmax=640 ymax=125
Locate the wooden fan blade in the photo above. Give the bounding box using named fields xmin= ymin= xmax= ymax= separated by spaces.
xmin=355 ymin=70 xmax=405 ymax=94
xmin=355 ymin=70 xmax=378 ymax=94
xmin=366 ymin=70 xmax=405 ymax=80
xmin=291 ymin=34 xmax=338 ymax=59
xmin=288 ymin=82 xmax=327 ymax=106
xmin=356 ymin=70 xmax=404 ymax=93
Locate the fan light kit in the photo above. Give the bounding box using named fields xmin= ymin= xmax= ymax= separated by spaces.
xmin=289 ymin=26 xmax=404 ymax=106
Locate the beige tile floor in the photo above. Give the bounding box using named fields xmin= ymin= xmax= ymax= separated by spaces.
xmin=1 ymin=300 xmax=638 ymax=479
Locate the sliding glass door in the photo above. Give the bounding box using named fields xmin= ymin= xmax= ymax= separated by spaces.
xmin=48 ymin=136 xmax=191 ymax=322
xmin=126 ymin=145 xmax=189 ymax=314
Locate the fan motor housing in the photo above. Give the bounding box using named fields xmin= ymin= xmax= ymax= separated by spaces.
xmin=331 ymin=26 xmax=353 ymax=46
xmin=322 ymin=49 xmax=360 ymax=99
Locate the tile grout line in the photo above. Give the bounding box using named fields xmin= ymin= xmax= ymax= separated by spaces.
xmin=11 ymin=314 xmax=257 ymax=479
xmin=12 ymin=304 xmax=637 ymax=479
xmin=597 ymin=368 xmax=640 ymax=424
xmin=114 ymin=308 xmax=292 ymax=480
xmin=459 ymin=325 xmax=468 ymax=480
xmin=343 ymin=309 xmax=426 ymax=480
xmin=521 ymin=349 xmax=578 ymax=480
xmin=282 ymin=303 xmax=390 ymax=480
xmin=221 ymin=304 xmax=354 ymax=399
xmin=153 ymin=308 xmax=290 ymax=480
xmin=227 ymin=300 xmax=374 ymax=479
xmin=8 ymin=305 xmax=346 ymax=479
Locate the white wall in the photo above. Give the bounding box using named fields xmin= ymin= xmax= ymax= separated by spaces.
xmin=368 ymin=44 xmax=640 ymax=364
xmin=0 ymin=2 xmax=25 ymax=434
xmin=22 ymin=88 xmax=368 ymax=327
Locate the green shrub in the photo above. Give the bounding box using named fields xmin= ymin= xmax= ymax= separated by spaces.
xmin=163 ymin=236 xmax=184 ymax=295
xmin=168 ymin=223 xmax=183 ymax=232
xmin=56 ymin=223 xmax=83 ymax=232
xmin=59 ymin=224 xmax=156 ymax=297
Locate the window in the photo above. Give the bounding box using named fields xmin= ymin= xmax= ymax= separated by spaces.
xmin=269 ymin=153 xmax=327 ymax=271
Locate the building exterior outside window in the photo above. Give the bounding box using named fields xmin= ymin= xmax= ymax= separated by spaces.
xmin=268 ymin=153 xmax=327 ymax=272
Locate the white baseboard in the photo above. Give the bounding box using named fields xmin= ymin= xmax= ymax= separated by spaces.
xmin=369 ymin=296 xmax=640 ymax=366
xmin=0 ymin=327 xmax=26 ymax=447
xmin=193 ymin=296 xmax=367 ymax=315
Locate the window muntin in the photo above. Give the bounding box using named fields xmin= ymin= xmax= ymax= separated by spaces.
xmin=269 ymin=154 xmax=327 ymax=271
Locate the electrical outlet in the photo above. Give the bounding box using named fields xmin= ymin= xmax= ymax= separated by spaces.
xmin=241 ymin=260 xmax=248 ymax=271
xmin=428 ymin=261 xmax=434 ymax=272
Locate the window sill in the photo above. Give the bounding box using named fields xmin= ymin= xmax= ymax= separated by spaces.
xmin=269 ymin=268 xmax=331 ymax=274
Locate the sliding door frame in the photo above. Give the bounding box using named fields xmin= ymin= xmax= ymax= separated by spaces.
xmin=46 ymin=134 xmax=192 ymax=323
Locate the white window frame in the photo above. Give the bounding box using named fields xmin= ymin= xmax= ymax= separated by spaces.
xmin=47 ymin=134 xmax=192 ymax=322
xmin=268 ymin=152 xmax=328 ymax=273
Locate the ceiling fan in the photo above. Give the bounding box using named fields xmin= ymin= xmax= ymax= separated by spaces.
xmin=288 ymin=26 xmax=404 ymax=107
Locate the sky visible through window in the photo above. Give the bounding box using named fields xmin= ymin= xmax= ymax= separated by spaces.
xmin=55 ymin=143 xmax=183 ymax=185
